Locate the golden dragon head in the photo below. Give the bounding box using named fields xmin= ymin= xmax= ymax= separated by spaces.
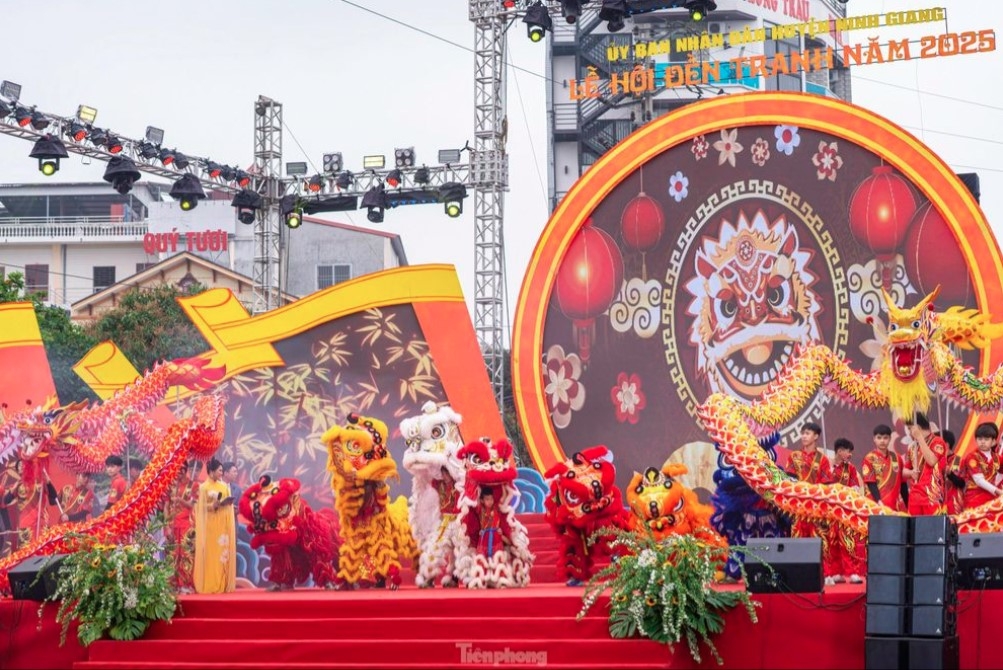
xmin=13 ymin=397 xmax=88 ymax=461
xmin=322 ymin=412 xmax=399 ymax=483
xmin=881 ymin=285 xmax=940 ymax=384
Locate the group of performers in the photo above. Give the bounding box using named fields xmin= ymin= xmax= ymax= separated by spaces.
xmin=779 ymin=412 xmax=1002 ymax=586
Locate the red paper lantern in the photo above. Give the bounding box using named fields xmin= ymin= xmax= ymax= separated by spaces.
xmin=848 ymin=165 xmax=917 ymax=260
xmin=554 ymin=222 xmax=624 ymax=362
xmin=903 ymin=201 xmax=972 ymax=306
xmin=620 ymin=192 xmax=665 ymax=252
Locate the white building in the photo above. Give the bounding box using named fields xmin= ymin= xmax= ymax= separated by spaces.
xmin=0 ymin=181 xmax=407 ymax=314
xmin=547 ymin=0 xmax=851 ymax=209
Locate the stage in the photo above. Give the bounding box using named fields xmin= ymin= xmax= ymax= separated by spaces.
xmin=1 ymin=583 xmax=999 ymax=669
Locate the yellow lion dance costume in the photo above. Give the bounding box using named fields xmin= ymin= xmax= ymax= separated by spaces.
xmin=626 ymin=462 xmax=727 ymax=548
xmin=322 ymin=413 xmax=416 ymax=589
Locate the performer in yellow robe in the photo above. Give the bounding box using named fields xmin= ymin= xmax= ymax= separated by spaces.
xmin=193 ymin=458 xmax=236 ymax=594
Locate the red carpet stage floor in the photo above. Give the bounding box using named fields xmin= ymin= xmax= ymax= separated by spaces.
xmin=2 ymin=583 xmax=1001 ymax=670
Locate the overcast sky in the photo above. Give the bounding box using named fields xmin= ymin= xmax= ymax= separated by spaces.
xmin=0 ymin=0 xmax=1000 ymax=337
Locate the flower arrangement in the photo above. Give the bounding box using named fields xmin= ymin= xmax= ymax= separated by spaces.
xmin=43 ymin=525 xmax=178 ymax=646
xmin=577 ymin=527 xmax=763 ymax=665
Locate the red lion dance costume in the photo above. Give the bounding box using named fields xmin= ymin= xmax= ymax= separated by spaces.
xmin=544 ymin=445 xmax=631 ymax=585
xmin=239 ymin=475 xmax=342 ymax=591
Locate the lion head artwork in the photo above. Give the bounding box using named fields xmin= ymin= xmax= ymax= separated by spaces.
xmin=626 ymin=462 xmax=724 ymax=546
xmin=685 ymin=210 xmax=822 ymax=400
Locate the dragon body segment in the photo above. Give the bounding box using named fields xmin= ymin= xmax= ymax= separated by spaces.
xmin=698 ymin=285 xmax=1003 ymax=536
xmin=0 ymin=393 xmax=226 ymax=593
xmin=322 ymin=413 xmax=416 ymax=589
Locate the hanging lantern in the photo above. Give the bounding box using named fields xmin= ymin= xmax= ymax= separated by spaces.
xmin=903 ymin=201 xmax=972 ymax=306
xmin=554 ymin=221 xmax=624 ymax=363
xmin=620 ymin=192 xmax=664 ymax=253
xmin=848 ymin=165 xmax=917 ymax=290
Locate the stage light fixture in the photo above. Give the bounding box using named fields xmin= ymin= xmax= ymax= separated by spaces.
xmin=439 ymin=182 xmax=467 ymax=218
xmin=66 ymin=121 xmax=89 ymax=142
xmin=323 ymin=152 xmax=343 ymax=173
xmin=336 ymin=171 xmax=354 ymax=190
xmin=1 ymin=80 xmax=22 ymax=102
xmin=173 ymin=152 xmax=190 ymax=170
xmin=599 ymin=0 xmax=628 ymax=32
xmin=286 ymin=210 xmax=303 ymax=228
xmin=279 ymin=194 xmax=303 ymax=228
xmin=106 ymin=134 xmax=123 ymax=154
xmin=220 ymin=165 xmax=237 ymax=183
xmin=686 ymin=0 xmax=716 ymax=21
xmin=29 ymin=134 xmax=68 ymax=177
xmin=169 ymin=173 xmax=207 ymax=211
xmin=235 ymin=170 xmax=251 ymax=187
xmin=0 ymin=100 xmax=11 ymax=119
xmin=502 ymin=0 xmax=515 ymax=8
xmin=103 ymin=156 xmax=142 ymax=195
xmin=285 ymin=161 xmax=308 ymax=177
xmin=76 ymin=105 xmax=97 ymax=123
xmin=89 ymin=128 xmax=109 ymax=147
xmin=29 ymin=110 xmax=50 ymax=131
xmin=204 ymin=161 xmax=223 ymax=179
xmin=363 ymin=155 xmax=386 ymax=170
xmin=561 ymin=0 xmax=583 ymax=23
xmin=361 ymin=185 xmax=387 ymax=223
xmin=438 ymin=148 xmax=462 ymax=164
xmin=137 ymin=142 xmax=160 ymax=160
xmin=231 ymin=189 xmax=263 ymax=225
xmin=307 ymin=174 xmax=324 ymax=193
xmin=13 ymin=106 xmax=31 ymax=127
xmin=523 ymin=2 xmax=553 ymax=42
xmin=394 ymin=147 xmax=415 ymax=168
xmin=159 ymin=147 xmax=176 ymax=166
xmin=414 ymin=166 xmax=431 ymax=185
xmin=145 ymin=126 xmax=165 ymax=145
xmin=386 ymin=169 xmax=403 ymax=188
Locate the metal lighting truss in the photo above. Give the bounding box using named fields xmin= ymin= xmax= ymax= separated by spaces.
xmin=288 ymin=163 xmax=471 ymax=197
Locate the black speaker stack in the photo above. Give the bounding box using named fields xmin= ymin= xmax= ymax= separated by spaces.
xmin=864 ymin=516 xmax=959 ymax=670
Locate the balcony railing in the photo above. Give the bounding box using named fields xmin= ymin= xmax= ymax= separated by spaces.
xmin=0 ymin=216 xmax=148 ymax=243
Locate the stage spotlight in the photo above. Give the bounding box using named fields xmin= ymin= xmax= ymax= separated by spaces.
xmin=106 ymin=134 xmax=123 ymax=154
xmin=103 ymin=156 xmax=142 ymax=195
xmin=159 ymin=147 xmax=176 ymax=166
xmin=0 ymin=80 xmax=22 ymax=102
xmin=414 ymin=166 xmax=430 ymax=185
xmin=76 ymin=105 xmax=98 ymax=124
xmin=361 ymin=185 xmax=386 ymax=223
xmin=13 ymin=106 xmax=31 ymax=127
xmin=205 ymin=161 xmax=223 ymax=179
xmin=279 ymin=194 xmax=303 ymax=228
xmin=502 ymin=0 xmax=515 ymax=7
xmin=30 ymin=110 xmax=50 ymax=131
xmin=335 ymin=171 xmax=353 ymax=190
xmin=307 ymin=174 xmax=324 ymax=193
xmin=363 ymin=155 xmax=386 ymax=170
xmin=286 ymin=209 xmax=303 ymax=228
xmin=90 ymin=128 xmax=109 ymax=147
xmin=169 ymin=173 xmax=207 ymax=211
xmin=0 ymin=100 xmax=11 ymax=119
xmin=599 ymin=0 xmax=628 ymax=32
xmin=561 ymin=0 xmax=583 ymax=23
xmin=523 ymin=2 xmax=553 ymax=42
xmin=145 ymin=126 xmax=165 ymax=145
xmin=137 ymin=142 xmax=160 ymax=160
xmin=235 ymin=170 xmax=251 ymax=187
xmin=29 ymin=134 xmax=68 ymax=177
xmin=220 ymin=165 xmax=237 ymax=183
xmin=386 ymin=169 xmax=403 ymax=188
xmin=439 ymin=182 xmax=467 ymax=218
xmin=686 ymin=0 xmax=716 ymax=22
xmin=66 ymin=121 xmax=89 ymax=142
xmin=231 ymin=189 xmax=263 ymax=225
xmin=173 ymin=152 xmax=190 ymax=170
xmin=286 ymin=162 xmax=308 ymax=177
xmin=323 ymin=152 xmax=342 ymax=173
xmin=394 ymin=147 xmax=415 ymax=168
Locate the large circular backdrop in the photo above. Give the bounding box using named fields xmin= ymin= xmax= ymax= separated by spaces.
xmin=513 ymin=92 xmax=1003 ymax=498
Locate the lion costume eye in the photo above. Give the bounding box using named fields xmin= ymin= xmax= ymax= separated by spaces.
xmin=430 ymin=425 xmax=445 ymax=439
xmin=346 ymin=439 xmax=362 ymax=455
xmin=912 ymin=320 xmax=921 ymax=329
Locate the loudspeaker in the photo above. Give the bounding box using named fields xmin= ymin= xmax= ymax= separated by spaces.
xmin=8 ymin=554 xmax=68 ymax=601
xmin=866 ymin=605 xmax=907 ymax=636
xmin=912 ymin=516 xmax=958 ymax=546
xmin=910 ymin=605 xmax=956 ymax=637
xmin=912 ymin=545 xmax=955 ymax=576
xmin=869 ymin=544 xmax=909 ymax=575
xmin=912 ymin=575 xmax=952 ymax=606
xmin=866 ymin=637 xmax=960 ymax=670
xmin=745 ymin=537 xmax=822 ymax=594
xmin=956 ymin=532 xmax=1003 ymax=590
xmin=868 ymin=574 xmax=908 ymax=605
xmin=869 ymin=515 xmax=910 ymax=546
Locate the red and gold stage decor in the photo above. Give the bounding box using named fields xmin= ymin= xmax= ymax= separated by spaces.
xmin=513 ymin=93 xmax=1003 ymax=498
xmin=322 ymin=413 xmax=415 ymax=590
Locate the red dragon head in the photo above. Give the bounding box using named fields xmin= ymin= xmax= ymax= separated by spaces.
xmin=9 ymin=398 xmax=87 ymax=462
xmin=457 ymin=438 xmax=517 ymax=487
xmin=544 ymin=445 xmax=623 ymax=528
xmin=239 ymin=475 xmax=303 ymax=548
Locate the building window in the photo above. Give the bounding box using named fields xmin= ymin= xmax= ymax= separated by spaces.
xmin=764 ymin=26 xmax=803 ymax=93
xmin=25 ymin=264 xmax=48 ymax=296
xmin=93 ymin=266 xmax=116 ymax=293
xmin=317 ymin=264 xmax=351 ymax=289
xmin=136 ymin=262 xmax=157 ymax=274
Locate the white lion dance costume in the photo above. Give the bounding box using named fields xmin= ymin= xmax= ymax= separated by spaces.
xmin=452 ymin=438 xmax=533 ymax=588
xmin=400 ymin=401 xmax=466 ymax=588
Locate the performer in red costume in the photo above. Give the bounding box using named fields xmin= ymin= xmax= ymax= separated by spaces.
xmin=862 ymin=424 xmax=910 ymax=512
xmin=60 ymin=472 xmax=95 ymax=523
xmin=784 ymin=422 xmax=833 ymax=538
xmin=960 ymin=422 xmax=1003 ymax=511
xmin=826 ymin=438 xmax=866 ymax=585
xmin=167 ymin=463 xmax=200 ymax=593
xmin=906 ymin=413 xmax=948 ymax=516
